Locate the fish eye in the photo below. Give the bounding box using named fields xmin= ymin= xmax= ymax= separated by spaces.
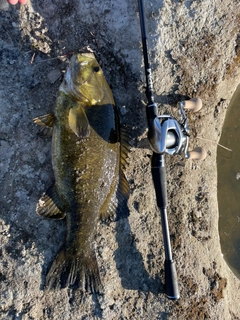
xmin=93 ymin=66 xmax=100 ymax=73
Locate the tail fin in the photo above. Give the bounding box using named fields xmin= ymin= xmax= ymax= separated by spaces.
xmin=45 ymin=246 xmax=102 ymax=293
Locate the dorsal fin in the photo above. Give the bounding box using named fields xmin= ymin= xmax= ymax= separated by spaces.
xmin=99 ymin=124 xmax=131 ymax=222
xmin=120 ymin=124 xmax=132 ymax=168
xmin=33 ymin=113 xmax=55 ymax=136
xmin=33 ymin=113 xmax=55 ymax=127
xmin=36 ymin=184 xmax=65 ymax=220
xmin=99 ymin=169 xmax=129 ymax=222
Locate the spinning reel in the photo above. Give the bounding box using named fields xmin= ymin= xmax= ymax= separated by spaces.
xmin=148 ymin=98 xmax=207 ymax=160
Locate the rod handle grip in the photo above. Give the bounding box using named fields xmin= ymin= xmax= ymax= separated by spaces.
xmin=165 ymin=259 xmax=180 ymax=300
xmin=151 ymin=153 xmax=167 ymax=208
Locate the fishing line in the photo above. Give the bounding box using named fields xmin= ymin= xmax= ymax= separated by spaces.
xmin=197 ymin=136 xmax=232 ymax=152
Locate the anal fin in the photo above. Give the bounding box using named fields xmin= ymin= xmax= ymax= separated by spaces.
xmin=36 ymin=184 xmax=65 ymax=220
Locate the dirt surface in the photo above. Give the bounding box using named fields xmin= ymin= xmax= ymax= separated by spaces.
xmin=1 ymin=0 xmax=240 ymax=319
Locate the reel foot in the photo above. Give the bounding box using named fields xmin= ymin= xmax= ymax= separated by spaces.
xmin=187 ymin=147 xmax=207 ymax=160
xmin=183 ymin=98 xmax=202 ymax=112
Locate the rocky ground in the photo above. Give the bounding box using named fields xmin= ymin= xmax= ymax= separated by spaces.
xmin=1 ymin=0 xmax=240 ymax=319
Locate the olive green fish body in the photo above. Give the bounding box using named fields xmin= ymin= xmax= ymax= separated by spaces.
xmin=34 ymin=53 xmax=129 ymax=292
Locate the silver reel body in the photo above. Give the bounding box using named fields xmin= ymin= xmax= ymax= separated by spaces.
xmin=148 ymin=101 xmax=189 ymax=157
xmin=148 ymin=99 xmax=206 ymax=160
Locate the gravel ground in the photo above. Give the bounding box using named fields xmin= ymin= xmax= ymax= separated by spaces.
xmin=1 ymin=1 xmax=240 ymax=319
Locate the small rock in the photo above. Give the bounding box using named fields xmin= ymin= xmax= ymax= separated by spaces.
xmin=12 ymin=22 xmax=19 ymax=28
xmin=47 ymin=69 xmax=61 ymax=84
xmin=119 ymin=105 xmax=128 ymax=115
xmin=0 ymin=0 xmax=9 ymax=11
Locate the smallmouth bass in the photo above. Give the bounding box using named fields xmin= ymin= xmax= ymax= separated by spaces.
xmin=34 ymin=53 xmax=129 ymax=292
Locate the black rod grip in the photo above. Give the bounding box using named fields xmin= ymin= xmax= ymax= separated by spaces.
xmin=151 ymin=153 xmax=180 ymax=300
xmin=164 ymin=260 xmax=180 ymax=300
xmin=151 ymin=153 xmax=167 ymax=208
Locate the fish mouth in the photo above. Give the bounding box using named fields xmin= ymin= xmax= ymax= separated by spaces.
xmin=59 ymin=61 xmax=90 ymax=102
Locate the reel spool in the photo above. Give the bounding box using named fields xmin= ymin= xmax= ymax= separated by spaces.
xmin=148 ymin=98 xmax=207 ymax=160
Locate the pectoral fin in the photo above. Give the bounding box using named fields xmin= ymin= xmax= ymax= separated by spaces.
xmin=68 ymin=106 xmax=90 ymax=138
xmin=36 ymin=184 xmax=65 ymax=220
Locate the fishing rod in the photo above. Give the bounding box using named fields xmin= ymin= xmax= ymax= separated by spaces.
xmin=137 ymin=0 xmax=206 ymax=300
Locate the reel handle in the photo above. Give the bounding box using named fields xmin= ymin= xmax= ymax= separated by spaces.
xmin=182 ymin=98 xmax=202 ymax=112
xmin=187 ymin=147 xmax=207 ymax=160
